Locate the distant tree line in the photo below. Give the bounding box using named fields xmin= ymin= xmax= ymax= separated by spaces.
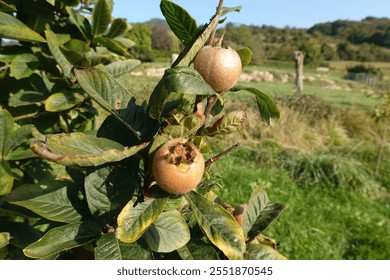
xmin=308 ymin=17 xmax=390 ymax=47
xmin=127 ymin=17 xmax=390 ymax=64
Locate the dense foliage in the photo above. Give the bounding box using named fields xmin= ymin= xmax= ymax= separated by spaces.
xmin=0 ymin=0 xmax=285 ymax=260
xmin=308 ymin=17 xmax=390 ymax=48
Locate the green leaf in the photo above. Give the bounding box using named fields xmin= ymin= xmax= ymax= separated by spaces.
xmin=144 ymin=210 xmax=190 ymax=253
xmin=243 ymin=187 xmax=287 ymax=239
xmin=114 ymin=37 xmax=135 ymax=48
xmin=45 ymin=29 xmax=73 ymax=78
xmin=0 ymin=232 xmax=10 ymax=249
xmin=0 ymin=109 xmax=14 ymax=157
xmin=0 ymin=1 xmax=16 ymax=12
xmin=160 ymin=0 xmax=198 ymax=45
xmin=84 ymin=54 xmax=110 ymax=67
xmin=30 ymin=132 xmax=148 ymax=167
xmin=237 ymin=47 xmax=252 ymax=67
xmin=4 ymin=132 xmax=35 ymax=160
xmin=0 ymin=12 xmax=46 ymax=42
xmin=163 ymin=115 xmax=202 ymax=138
xmin=85 ymin=165 xmax=120 ymax=218
xmin=64 ymin=39 xmax=90 ymax=54
xmin=46 ymin=0 xmax=55 ymax=6
xmin=148 ymin=67 xmax=215 ymax=120
xmin=23 ymin=221 xmax=101 ymax=258
xmin=172 ymin=11 xmax=221 ymax=68
xmin=60 ymin=40 xmax=90 ymax=67
xmin=0 ymin=222 xmax=41 ymax=249
xmin=9 ymin=53 xmax=39 ymax=80
xmin=3 ymin=126 xmax=33 ymax=159
xmin=106 ymin=18 xmax=128 ymax=38
xmin=74 ymin=68 xmax=141 ymax=140
xmin=5 ymin=146 xmax=36 ymax=161
xmin=9 ymin=91 xmax=46 ymax=107
xmin=116 ymin=197 xmax=168 ymax=243
xmin=244 ymin=244 xmax=287 ymax=260
xmin=94 ymin=36 xmax=130 ymax=57
xmin=0 ymin=231 xmax=9 ymax=258
xmin=0 ymin=109 xmax=32 ymax=161
xmin=148 ymin=134 xmax=170 ymax=155
xmin=22 ymin=0 xmax=53 ymax=33
xmin=65 ymin=6 xmax=92 ymax=41
xmin=104 ymin=59 xmax=141 ymax=77
xmin=0 ymin=160 xmax=13 ymax=196
xmin=92 ymin=0 xmax=112 ymax=36
xmin=84 ymin=158 xmax=140 ymax=219
xmin=230 ymin=86 xmax=280 ymax=126
xmin=0 ymin=53 xmax=15 ymax=63
xmin=45 ymin=92 xmax=83 ymax=112
xmin=95 ymin=233 xmax=152 ymax=260
xmin=60 ymin=47 xmax=89 ymax=67
xmin=206 ymin=111 xmax=246 ymax=136
xmin=177 ymin=238 xmax=220 ymax=260
xmin=5 ymin=180 xmax=88 ymax=223
xmin=184 ymin=191 xmax=246 ymax=260
xmin=171 ymin=5 xmax=241 ymax=68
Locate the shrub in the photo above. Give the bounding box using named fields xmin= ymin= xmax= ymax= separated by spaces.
xmin=0 ymin=0 xmax=285 ymax=260
xmin=346 ymin=64 xmax=382 ymax=76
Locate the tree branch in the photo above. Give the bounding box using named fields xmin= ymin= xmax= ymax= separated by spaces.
xmin=205 ymin=142 xmax=240 ymax=167
xmin=208 ymin=0 xmax=224 ymax=46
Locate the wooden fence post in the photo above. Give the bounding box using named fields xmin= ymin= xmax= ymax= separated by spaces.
xmin=292 ymin=51 xmax=304 ymax=93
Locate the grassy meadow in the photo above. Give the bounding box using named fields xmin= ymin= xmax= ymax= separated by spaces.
xmin=119 ymin=60 xmax=390 ymax=260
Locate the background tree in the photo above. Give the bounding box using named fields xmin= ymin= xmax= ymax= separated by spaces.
xmin=321 ymin=43 xmax=337 ymax=60
xmin=127 ymin=23 xmax=152 ymax=49
xmin=298 ymin=38 xmax=322 ymax=64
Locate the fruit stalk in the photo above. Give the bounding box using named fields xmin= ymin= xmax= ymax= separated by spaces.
xmin=196 ymin=95 xmax=219 ymax=135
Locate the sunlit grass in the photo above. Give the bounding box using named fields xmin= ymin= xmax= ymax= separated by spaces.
xmin=234 ymin=80 xmax=380 ymax=109
xmin=210 ymin=146 xmax=390 ymax=260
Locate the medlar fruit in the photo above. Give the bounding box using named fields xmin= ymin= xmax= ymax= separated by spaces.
xmin=194 ymin=45 xmax=242 ymax=92
xmin=152 ymin=138 xmax=205 ymax=194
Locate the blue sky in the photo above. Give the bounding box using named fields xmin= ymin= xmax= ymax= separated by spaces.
xmin=112 ymin=0 xmax=390 ymax=28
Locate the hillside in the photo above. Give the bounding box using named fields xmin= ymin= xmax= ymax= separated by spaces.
xmin=218 ymin=17 xmax=390 ymax=63
xmin=308 ymin=17 xmax=390 ymax=47
xmin=130 ymin=17 xmax=390 ymax=64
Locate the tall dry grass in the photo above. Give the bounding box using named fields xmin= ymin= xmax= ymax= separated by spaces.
xmin=221 ymin=94 xmax=385 ymax=154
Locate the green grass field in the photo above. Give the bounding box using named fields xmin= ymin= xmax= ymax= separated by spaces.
xmin=121 ymin=60 xmax=390 ymax=260
xmin=210 ymin=146 xmax=389 ymax=260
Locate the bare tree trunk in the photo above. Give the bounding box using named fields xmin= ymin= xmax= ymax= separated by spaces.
xmin=292 ymin=51 xmax=304 ymax=94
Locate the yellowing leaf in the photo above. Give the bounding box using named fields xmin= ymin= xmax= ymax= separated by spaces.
xmin=184 ymin=191 xmax=246 ymax=260
xmin=116 ymin=197 xmax=168 ymax=243
xmin=245 ymin=244 xmax=287 ymax=260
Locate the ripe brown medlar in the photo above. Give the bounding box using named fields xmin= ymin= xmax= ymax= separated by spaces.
xmin=194 ymin=45 xmax=242 ymax=92
xmin=152 ymin=138 xmax=205 ymax=194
